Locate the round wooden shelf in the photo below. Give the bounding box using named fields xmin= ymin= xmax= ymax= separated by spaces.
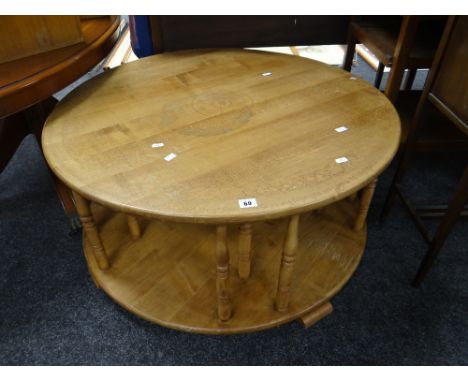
xmin=85 ymin=198 xmax=365 ymax=334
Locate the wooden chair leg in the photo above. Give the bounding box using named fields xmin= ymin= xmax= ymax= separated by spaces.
xmin=343 ymin=36 xmax=357 ymax=71
xmin=215 ymin=225 xmax=231 ymax=321
xmin=384 ymin=16 xmax=420 ymax=103
xmin=405 ymin=68 xmax=417 ymax=90
xmin=238 ymin=223 xmax=252 ymax=280
xmin=127 ymin=215 xmax=141 ymax=240
xmin=374 ymin=62 xmax=385 ymax=89
xmin=412 ymin=165 xmax=468 ymax=287
xmin=354 ymin=179 xmax=378 ymax=231
xmin=276 ymin=215 xmax=300 ymax=312
xmin=72 ymin=191 xmax=110 ymax=270
xmin=380 ymin=105 xmax=426 ymax=222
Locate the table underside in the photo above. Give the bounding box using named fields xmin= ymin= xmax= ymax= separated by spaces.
xmin=83 ymin=198 xmax=366 ymax=334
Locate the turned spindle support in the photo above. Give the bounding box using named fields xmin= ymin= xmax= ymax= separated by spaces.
xmin=275 ymin=214 xmax=300 ymax=312
xmin=238 ymin=223 xmax=252 ymax=280
xmin=72 ymin=191 xmax=110 ymax=270
xmin=354 ymin=178 xmax=378 ymax=231
xmin=127 ymin=215 xmax=141 ymax=240
xmin=215 ymin=225 xmax=231 ymax=321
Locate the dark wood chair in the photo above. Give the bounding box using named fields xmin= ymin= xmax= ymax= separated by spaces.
xmin=146 ymin=16 xmax=350 ymax=54
xmin=343 ymin=16 xmax=446 ymax=103
xmin=380 ymin=16 xmax=468 ymax=286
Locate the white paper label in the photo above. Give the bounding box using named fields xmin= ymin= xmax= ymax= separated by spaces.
xmin=262 ymin=72 xmax=272 ymax=77
xmin=164 ymin=153 xmax=177 ymax=162
xmin=151 ymin=142 xmax=165 ymax=148
xmin=335 ymin=126 xmax=348 ymax=133
xmin=349 ymin=76 xmax=357 ymax=80
xmin=335 ymin=157 xmax=349 ymax=164
xmin=238 ymin=198 xmax=258 ymax=208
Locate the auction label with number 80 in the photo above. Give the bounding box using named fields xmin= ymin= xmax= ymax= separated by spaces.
xmin=238 ymin=198 xmax=258 ymax=209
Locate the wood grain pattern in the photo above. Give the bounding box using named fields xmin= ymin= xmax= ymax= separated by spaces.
xmin=83 ymin=198 xmax=366 ymax=334
xmin=237 ymin=223 xmax=252 ymax=280
xmin=42 ymin=49 xmax=401 ymax=224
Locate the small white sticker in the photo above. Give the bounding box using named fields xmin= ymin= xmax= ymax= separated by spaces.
xmin=238 ymin=198 xmax=258 ymax=208
xmin=335 ymin=126 xmax=348 ymax=133
xmin=151 ymin=142 xmax=165 ymax=148
xmin=335 ymin=157 xmax=349 ymax=164
xmin=349 ymin=76 xmax=357 ymax=80
xmin=164 ymin=153 xmax=177 ymax=162
xmin=262 ymin=72 xmax=272 ymax=77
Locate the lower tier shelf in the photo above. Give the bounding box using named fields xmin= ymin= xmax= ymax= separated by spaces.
xmin=84 ymin=198 xmax=366 ymax=334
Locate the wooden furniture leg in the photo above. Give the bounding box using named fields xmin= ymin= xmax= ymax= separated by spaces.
xmin=380 ymin=103 xmax=424 ymax=222
xmin=215 ymin=225 xmax=231 ymax=321
xmin=412 ymin=165 xmax=468 ymax=287
xmin=238 ymin=223 xmax=252 ymax=280
xmin=127 ymin=215 xmax=141 ymax=240
xmin=72 ymin=191 xmax=110 ymax=270
xmin=374 ymin=62 xmax=385 ymax=89
xmin=384 ymin=16 xmax=420 ymax=103
xmin=343 ymin=35 xmax=357 ymax=71
xmin=354 ymin=178 xmax=378 ymax=231
xmin=404 ymin=68 xmax=417 ymax=90
xmin=276 ymin=214 xmax=300 ymax=312
xmin=299 ymin=301 xmax=333 ymax=328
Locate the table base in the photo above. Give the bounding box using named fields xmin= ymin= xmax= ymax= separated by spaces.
xmin=83 ymin=199 xmax=366 ymax=334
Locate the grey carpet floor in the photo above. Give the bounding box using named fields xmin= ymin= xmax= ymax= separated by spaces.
xmin=0 ymin=55 xmax=467 ymax=365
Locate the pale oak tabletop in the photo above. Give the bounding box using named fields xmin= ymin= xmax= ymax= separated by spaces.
xmin=42 ymin=49 xmax=401 ymax=223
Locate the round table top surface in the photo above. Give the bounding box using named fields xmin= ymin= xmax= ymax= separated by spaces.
xmin=43 ymin=49 xmax=401 ymax=223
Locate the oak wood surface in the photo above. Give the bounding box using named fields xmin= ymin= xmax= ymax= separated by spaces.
xmin=42 ymin=49 xmax=400 ymax=224
xmin=84 ymin=198 xmax=365 ymax=334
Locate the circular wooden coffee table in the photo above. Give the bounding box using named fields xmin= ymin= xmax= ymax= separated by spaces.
xmin=42 ymin=49 xmax=400 ymax=334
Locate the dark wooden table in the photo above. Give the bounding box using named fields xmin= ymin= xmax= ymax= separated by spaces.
xmin=0 ymin=16 xmax=120 ymax=230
